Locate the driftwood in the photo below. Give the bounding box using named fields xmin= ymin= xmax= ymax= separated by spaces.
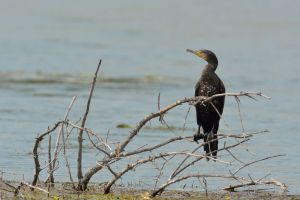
xmin=29 ymin=60 xmax=286 ymax=198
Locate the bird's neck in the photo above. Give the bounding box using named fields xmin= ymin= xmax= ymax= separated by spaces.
xmin=204 ymin=63 xmax=217 ymax=72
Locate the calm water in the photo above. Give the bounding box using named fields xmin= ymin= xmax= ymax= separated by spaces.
xmin=0 ymin=0 xmax=299 ymax=194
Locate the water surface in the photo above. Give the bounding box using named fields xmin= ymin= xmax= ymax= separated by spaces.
xmin=0 ymin=0 xmax=299 ymax=194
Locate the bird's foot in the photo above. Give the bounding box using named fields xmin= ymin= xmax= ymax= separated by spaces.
xmin=193 ymin=133 xmax=204 ymax=143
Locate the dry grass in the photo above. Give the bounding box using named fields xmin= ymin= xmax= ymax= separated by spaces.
xmin=0 ymin=181 xmax=297 ymax=200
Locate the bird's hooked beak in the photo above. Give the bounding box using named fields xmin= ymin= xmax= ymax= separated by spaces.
xmin=186 ymin=49 xmax=208 ymax=60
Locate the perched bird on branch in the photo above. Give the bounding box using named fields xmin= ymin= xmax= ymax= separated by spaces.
xmin=186 ymin=49 xmax=225 ymax=160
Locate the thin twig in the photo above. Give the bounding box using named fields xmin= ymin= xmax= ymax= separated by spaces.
xmin=104 ymin=152 xmax=204 ymax=194
xmin=235 ymin=96 xmax=245 ymax=132
xmin=106 ymin=165 xmax=118 ymax=178
xmin=182 ymin=106 xmax=192 ymax=131
xmin=46 ymin=96 xmax=77 ymax=185
xmin=158 ymin=93 xmax=163 ymax=122
xmin=61 ymin=124 xmax=75 ymax=188
xmin=169 ymin=132 xmax=261 ymax=179
xmin=171 ymin=138 xmax=250 ymax=179
xmin=151 ymin=174 xmax=237 ymax=197
xmin=154 ymin=155 xmax=174 ymax=189
xmin=203 ymin=177 xmax=208 ymax=198
xmin=104 ymin=137 xmax=249 ymax=195
xmin=46 ymin=135 xmax=54 ymax=184
xmin=226 ymin=148 xmax=245 ymax=164
xmin=232 ymin=154 xmax=286 ymax=175
xmin=210 ymin=101 xmax=231 ymax=130
xmin=20 ymin=182 xmax=49 ymax=194
xmin=122 ymin=136 xmax=191 ymax=157
xmin=67 ymin=121 xmax=111 ymax=154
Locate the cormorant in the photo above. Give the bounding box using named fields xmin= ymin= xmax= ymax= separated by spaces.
xmin=186 ymin=49 xmax=225 ymax=160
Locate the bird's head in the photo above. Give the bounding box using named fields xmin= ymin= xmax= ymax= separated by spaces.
xmin=186 ymin=49 xmax=218 ymax=70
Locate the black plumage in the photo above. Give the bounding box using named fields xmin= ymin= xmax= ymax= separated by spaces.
xmin=187 ymin=49 xmax=225 ymax=160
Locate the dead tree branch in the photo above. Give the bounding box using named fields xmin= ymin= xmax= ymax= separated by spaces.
xmin=30 ymin=60 xmax=284 ymax=197
xmin=20 ymin=182 xmax=49 ymax=194
xmin=117 ymin=91 xmax=270 ymax=156
xmin=46 ymin=96 xmax=77 ymax=184
xmin=32 ymin=121 xmax=63 ymax=187
xmin=151 ymin=174 xmax=236 ymax=197
xmin=104 ymin=151 xmax=218 ymax=194
xmin=61 ymin=124 xmax=75 ymax=188
xmin=170 ymin=138 xmax=250 ymax=180
xmin=77 ymin=59 xmax=102 ymax=185
xmin=78 ymin=91 xmax=272 ymax=190
xmin=66 ymin=121 xmax=111 ymax=155
xmin=232 ymin=154 xmax=286 ymax=176
xmin=122 ymin=136 xmax=191 ymax=157
xmin=223 ymin=178 xmax=288 ymax=192
xmin=104 ymin=135 xmax=257 ymax=194
xmin=46 ymin=135 xmax=54 ymax=184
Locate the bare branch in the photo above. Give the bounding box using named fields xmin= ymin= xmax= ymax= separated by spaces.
xmin=171 ymin=138 xmax=250 ymax=179
xmin=104 ymin=137 xmax=251 ymax=195
xmin=115 ymin=97 xmax=190 ymax=155
xmin=79 ymin=161 xmax=108 ymax=191
xmin=154 ymin=155 xmax=174 ymax=189
xmin=182 ymin=106 xmax=192 ymax=131
xmin=116 ymin=91 xmax=270 ymax=157
xmin=31 ymin=77 xmax=276 ymax=196
xmin=157 ymin=92 xmax=163 ymax=122
xmin=104 ymin=151 xmax=213 ymax=194
xmin=151 ymin=174 xmax=237 ymax=197
xmin=78 ymin=59 xmax=102 ymax=183
xmin=32 ymin=121 xmax=63 ymax=187
xmin=226 ymin=148 xmax=245 ymax=164
xmin=234 ymin=96 xmax=245 ymax=132
xmin=169 ymin=132 xmax=263 ymax=180
xmin=66 ymin=121 xmax=111 ymax=155
xmin=122 ymin=136 xmax=191 ymax=157
xmin=223 ymin=178 xmax=287 ymax=192
xmin=106 ymin=165 xmax=118 ymax=178
xmin=61 ymin=124 xmax=75 ymax=188
xmin=46 ymin=135 xmax=54 ymax=184
xmin=48 ymin=95 xmax=77 ymax=183
xmin=232 ymin=154 xmax=286 ymax=175
xmin=20 ymin=182 xmax=49 ymax=194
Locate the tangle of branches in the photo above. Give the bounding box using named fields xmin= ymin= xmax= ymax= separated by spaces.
xmin=23 ymin=60 xmax=287 ymax=198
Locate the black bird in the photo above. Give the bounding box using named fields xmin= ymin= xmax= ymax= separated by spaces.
xmin=186 ymin=49 xmax=225 ymax=160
